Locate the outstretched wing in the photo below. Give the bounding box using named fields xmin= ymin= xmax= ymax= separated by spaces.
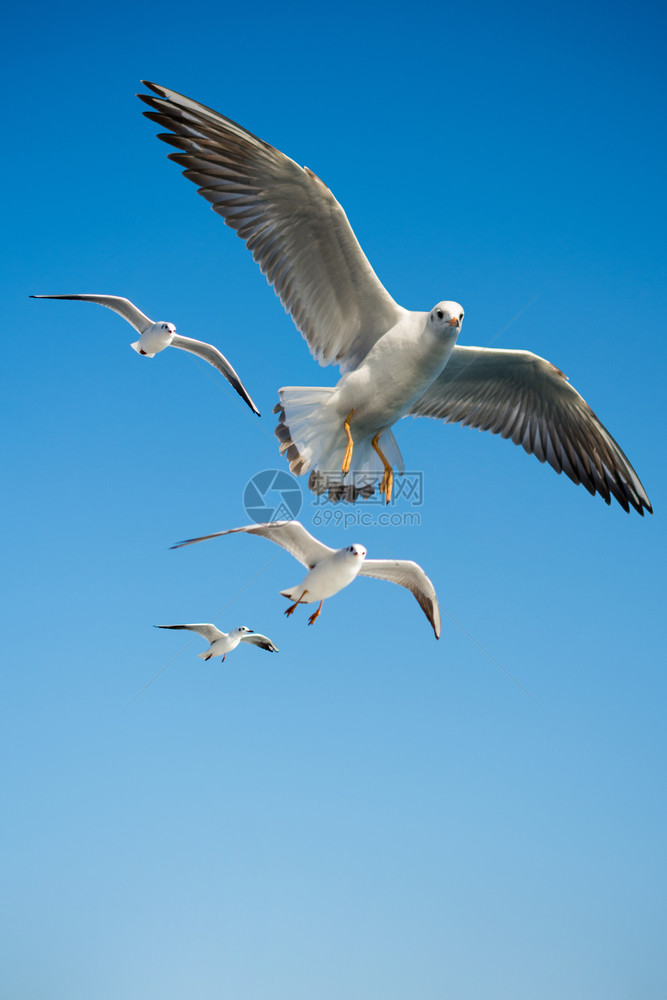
xmin=171 ymin=520 xmax=334 ymax=569
xmin=240 ymin=632 xmax=279 ymax=652
xmin=359 ymin=559 xmax=441 ymax=639
xmin=408 ymin=345 xmax=652 ymax=515
xmin=155 ymin=623 xmax=224 ymax=641
xmin=139 ymin=81 xmax=404 ymax=372
xmin=170 ymin=334 xmax=260 ymax=415
xmin=31 ymin=294 xmax=153 ymax=335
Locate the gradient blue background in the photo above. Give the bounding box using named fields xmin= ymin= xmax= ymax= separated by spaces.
xmin=2 ymin=1 xmax=665 ymax=997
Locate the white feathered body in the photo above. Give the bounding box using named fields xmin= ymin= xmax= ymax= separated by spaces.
xmin=277 ymin=313 xmax=459 ymax=483
xmin=336 ymin=313 xmax=457 ymax=429
xmin=130 ymin=322 xmax=176 ymax=358
xmin=280 ymin=547 xmax=366 ymax=604
xmin=197 ymin=628 xmax=244 ymax=660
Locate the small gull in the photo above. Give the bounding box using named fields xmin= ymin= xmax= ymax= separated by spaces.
xmin=31 ymin=293 xmax=260 ymax=415
xmin=172 ymin=520 xmax=441 ymax=638
xmin=139 ymin=81 xmax=651 ymax=514
xmin=155 ymin=623 xmax=278 ymax=661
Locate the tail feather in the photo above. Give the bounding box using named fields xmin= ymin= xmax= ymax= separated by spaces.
xmin=275 ymin=387 xmax=405 ymax=503
xmin=280 ymin=586 xmax=314 ymax=604
xmin=274 ymin=387 xmax=340 ymax=478
xmin=130 ymin=340 xmax=154 ymax=357
xmin=378 ymin=428 xmax=405 ymax=476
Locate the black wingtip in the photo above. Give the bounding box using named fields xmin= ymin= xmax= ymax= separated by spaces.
xmin=137 ymin=81 xmax=176 ymax=109
xmin=237 ymin=387 xmax=261 ymax=416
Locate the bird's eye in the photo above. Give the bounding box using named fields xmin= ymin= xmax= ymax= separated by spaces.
xmin=459 ymin=312 xmax=464 ymax=322
xmin=436 ymin=308 xmax=444 ymax=320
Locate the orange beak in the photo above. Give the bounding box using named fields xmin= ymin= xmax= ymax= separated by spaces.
xmin=448 ymin=317 xmax=459 ymax=327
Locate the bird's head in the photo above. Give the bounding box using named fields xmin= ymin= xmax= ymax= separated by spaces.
xmin=235 ymin=626 xmax=254 ymax=634
xmin=158 ymin=322 xmax=177 ymax=335
xmin=345 ymin=544 xmax=367 ymax=560
xmin=428 ymin=301 xmax=464 ymax=339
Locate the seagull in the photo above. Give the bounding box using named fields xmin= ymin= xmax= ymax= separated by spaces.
xmin=155 ymin=623 xmax=278 ymax=661
xmin=139 ymin=81 xmax=651 ymax=515
xmin=31 ymin=293 xmax=260 ymax=415
xmin=171 ymin=520 xmax=441 ymax=638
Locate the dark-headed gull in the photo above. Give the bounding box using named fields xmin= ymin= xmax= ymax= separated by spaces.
xmin=171 ymin=520 xmax=441 ymax=638
xmin=31 ymin=293 xmax=260 ymax=415
xmin=139 ymin=81 xmax=651 ymax=515
xmin=155 ymin=623 xmax=278 ymax=661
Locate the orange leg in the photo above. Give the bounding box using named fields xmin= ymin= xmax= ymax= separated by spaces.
xmin=342 ymin=409 xmax=355 ymax=474
xmin=284 ymin=590 xmax=308 ymax=617
xmin=307 ymin=600 xmax=323 ymax=626
xmin=371 ymin=433 xmax=393 ymax=503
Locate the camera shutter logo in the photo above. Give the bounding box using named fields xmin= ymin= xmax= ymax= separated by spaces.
xmin=243 ymin=469 xmax=303 ymax=524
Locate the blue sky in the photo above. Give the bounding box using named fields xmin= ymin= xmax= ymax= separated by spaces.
xmin=2 ymin=0 xmax=666 ymax=997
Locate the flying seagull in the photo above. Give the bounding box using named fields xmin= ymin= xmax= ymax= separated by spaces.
xmin=155 ymin=623 xmax=278 ymax=661
xmin=31 ymin=293 xmax=260 ymax=415
xmin=171 ymin=520 xmax=441 ymax=639
xmin=139 ymin=81 xmax=651 ymax=515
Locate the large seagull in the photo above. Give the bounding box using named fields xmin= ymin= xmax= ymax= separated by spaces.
xmin=139 ymin=82 xmax=651 ymax=515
